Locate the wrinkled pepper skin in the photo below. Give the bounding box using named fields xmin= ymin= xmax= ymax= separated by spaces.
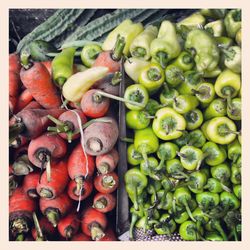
xmin=185 ymin=29 xmax=220 ymax=73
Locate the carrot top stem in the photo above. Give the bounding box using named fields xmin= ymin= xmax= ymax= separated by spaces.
xmin=75 ymin=177 xmax=84 ymax=194
xmin=65 ymin=226 xmax=74 ymax=239
xmin=15 ymin=234 xmax=25 ymax=241
xmin=111 ymin=35 xmax=125 ymax=61
xmin=90 ymin=223 xmax=105 ymax=241
xmin=27 ymin=189 xmax=38 ymax=199
xmin=98 ymin=163 xmax=110 ymax=174
xmin=94 ymin=198 xmax=107 ymax=209
xmin=45 ymin=208 xmax=60 ymax=227
xmin=33 ymin=212 xmax=44 ymax=241
xmin=39 ymin=188 xmax=53 ymax=199
xmin=102 ymin=175 xmax=116 ymax=188
xmin=11 ymin=218 xmax=29 ymax=235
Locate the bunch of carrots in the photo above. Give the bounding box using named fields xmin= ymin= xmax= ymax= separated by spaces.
xmin=8 ymin=38 xmax=125 ymax=241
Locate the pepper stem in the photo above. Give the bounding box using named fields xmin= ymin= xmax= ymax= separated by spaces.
xmin=183 ymin=199 xmax=196 ymax=222
xmin=156 ymin=157 xmax=165 ymax=171
xmin=96 ymin=90 xmax=144 ymax=107
xmin=129 ymin=213 xmax=138 ymax=240
xmin=133 ymin=47 xmax=146 ymax=58
xmin=112 ymin=35 xmax=126 ymax=61
xmin=221 ymin=183 xmax=232 ymax=193
xmin=111 ymin=71 xmax=122 ymax=86
xmin=119 ymin=137 xmax=134 ymax=143
xmin=157 ymin=51 xmax=168 ymax=68
xmin=213 ymin=220 xmax=228 ymax=241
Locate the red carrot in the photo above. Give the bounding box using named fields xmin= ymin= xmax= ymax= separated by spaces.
xmin=94 ymin=172 xmax=119 ymax=194
xmin=20 ymin=62 xmax=61 ymax=109
xmin=28 ymin=134 xmax=67 ymax=182
xmin=80 ymin=89 xmax=110 ymax=118
xmin=96 ymin=148 xmax=119 ymax=174
xmin=98 ymin=227 xmax=117 ymax=241
xmin=93 ymin=193 xmax=116 ymax=213
xmin=40 ymin=193 xmax=72 ymax=227
xmin=9 ymin=187 xmax=37 ymax=236
xmin=69 ymin=101 xmax=81 ymax=109
xmin=71 ymin=233 xmax=91 ymax=241
xmin=83 ymin=117 xmax=119 ymax=156
xmin=23 ymin=172 xmax=40 ymax=198
xmin=15 ymin=89 xmax=33 ymax=113
xmin=31 ymin=216 xmax=56 ymax=241
xmin=37 ymin=161 xmax=69 ymax=199
xmin=67 ymin=143 xmax=95 ymax=190
xmin=9 ymin=108 xmax=65 ymax=140
xmin=9 ymin=96 xmax=17 ymax=115
xmin=41 ymin=61 xmax=52 ymax=75
xmin=81 ymin=207 xmax=107 ymax=240
xmin=67 ymin=179 xmax=93 ymax=201
xmin=9 ymin=53 xmax=21 ymax=73
xmin=9 ymin=70 xmax=21 ymax=99
xmin=58 ymin=212 xmax=80 ymax=239
xmin=47 ymin=109 xmax=87 ymax=143
xmin=22 ymin=101 xmax=42 ymax=110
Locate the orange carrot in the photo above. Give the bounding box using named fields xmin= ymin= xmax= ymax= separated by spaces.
xmin=20 ymin=62 xmax=61 ymax=109
xmin=15 ymin=89 xmax=33 ymax=112
xmin=9 ymin=53 xmax=21 ymax=73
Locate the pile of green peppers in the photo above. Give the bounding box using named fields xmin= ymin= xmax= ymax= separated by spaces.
xmin=124 ymin=9 xmax=241 ymax=241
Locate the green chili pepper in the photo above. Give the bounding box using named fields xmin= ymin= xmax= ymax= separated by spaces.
xmin=214 ymin=69 xmax=241 ymax=107
xmin=144 ymin=99 xmax=165 ymax=116
xmin=124 ymin=84 xmax=149 ymax=110
xmin=227 ymin=98 xmax=241 ymax=121
xmin=224 ymin=9 xmax=241 ymax=39
xmin=52 ymin=47 xmax=76 ymax=86
xmin=173 ymin=130 xmax=189 ymax=147
xmin=188 ymin=129 xmax=206 ymax=148
xmin=211 ymin=163 xmax=231 ymax=184
xmin=124 ymin=57 xmax=150 ymax=82
xmin=173 ymin=95 xmax=199 ymax=114
xmin=130 ymin=25 xmax=158 ymax=60
xmin=187 ymin=171 xmax=208 ymax=194
xmin=140 ymin=156 xmax=160 ymax=181
xmin=224 ymin=210 xmax=241 ymax=241
xmin=184 ymin=109 xmax=203 ymax=130
xmin=233 ymin=185 xmax=241 ymax=200
xmin=138 ymin=63 xmax=165 ymax=94
xmin=159 ymin=86 xmax=179 ymax=107
xmin=177 ymin=71 xmax=202 ymax=95
xmin=204 ymin=20 xmax=225 ymax=37
xmin=192 ymin=207 xmax=209 ymax=232
xmin=192 ymin=82 xmax=215 ymax=105
xmin=228 ymin=139 xmax=241 ymax=163
xmin=161 ymin=177 xmax=179 ymax=193
xmin=204 ymin=98 xmax=227 ymax=120
xmin=156 ymin=142 xmax=179 ymax=171
xmin=172 ymin=51 xmax=194 ymax=71
xmin=215 ymin=36 xmax=233 ymax=49
xmin=126 ymin=110 xmax=152 ymax=130
xmin=177 ymin=12 xmax=206 ymax=29
xmin=202 ymin=141 xmax=227 ymax=166
xmin=201 ymin=9 xmax=228 ymax=19
xmin=165 ymin=65 xmax=184 ymax=87
xmin=231 ymin=164 xmax=241 ymax=185
xmin=134 ymin=127 xmax=159 ymax=168
xmin=196 ymin=192 xmax=220 ymax=211
xmin=150 ymin=20 xmax=181 ymax=68
xmin=127 ymin=144 xmax=143 ymax=166
xmin=236 ymin=29 xmax=241 ymax=47
xmin=203 ymin=178 xmax=231 ymax=193
xmin=205 ymin=232 xmax=224 ymax=241
xmin=154 ymin=213 xmax=176 ymax=235
xmin=222 ymin=46 xmax=241 ymax=73
xmin=206 ymin=219 xmax=228 ymax=241
xmin=174 ymin=210 xmax=189 ymax=224
xmin=177 ymin=145 xmax=203 ymax=171
xmin=174 ymin=187 xmax=196 ymax=222
xmin=152 ymin=107 xmax=186 ymax=140
xmin=102 ymin=19 xmax=143 ymax=56
xmin=203 ymin=116 xmax=238 ymax=144
xmin=185 ymin=29 xmax=220 ymax=72
xmin=220 ymin=191 xmax=240 ymax=211
xmin=153 ymin=190 xmax=173 ymax=210
xmin=80 ymin=44 xmax=102 ymax=67
xmin=125 ymin=168 xmax=148 ymax=210
xmin=179 ymin=220 xmax=202 ymax=241
xmin=166 ymin=159 xmax=188 ymax=179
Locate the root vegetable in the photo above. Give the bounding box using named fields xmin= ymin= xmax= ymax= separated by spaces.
xmin=96 ymin=148 xmax=119 ymax=174
xmin=81 ymin=207 xmax=107 ymax=240
xmin=23 ymin=172 xmax=40 ymax=198
xmin=40 ymin=193 xmax=72 ymax=227
xmin=94 ymin=172 xmax=119 ymax=194
xmin=58 ymin=213 xmax=80 ymax=239
xmin=93 ymin=193 xmax=116 ymax=213
xmin=99 ymin=227 xmax=117 ymax=241
xmin=15 ymin=89 xmax=34 ymax=113
xmin=83 ymin=117 xmax=118 ymax=156
xmin=12 ymin=154 xmax=33 ymax=176
xmin=67 ymin=179 xmax=93 ymax=201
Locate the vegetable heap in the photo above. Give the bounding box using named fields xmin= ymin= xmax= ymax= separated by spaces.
xmin=123 ymin=9 xmax=241 ymax=241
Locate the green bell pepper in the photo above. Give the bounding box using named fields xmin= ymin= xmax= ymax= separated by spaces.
xmin=224 ymin=9 xmax=241 ymax=39
xmin=140 ymin=156 xmax=160 ymax=181
xmin=165 ymin=65 xmax=184 ymax=87
xmin=187 ymin=171 xmax=208 ymax=194
xmin=154 ymin=213 xmax=176 ymax=235
xmin=173 ymin=95 xmax=199 ymax=114
xmin=204 ymin=20 xmax=225 ymax=37
xmin=228 ymin=139 xmax=241 ymax=163
xmin=81 ymin=44 xmax=102 ymax=68
xmin=196 ymin=192 xmax=220 ymax=211
xmin=204 ymin=98 xmax=227 ymax=120
xmin=159 ymin=86 xmax=179 ymax=107
xmin=222 ymin=46 xmax=241 ymax=73
xmin=179 ymin=220 xmax=202 ymax=241
xmin=166 ymin=159 xmax=188 ymax=179
xmin=177 ymin=12 xmax=206 ymax=29
xmin=215 ymin=36 xmax=233 ymax=49
xmin=184 ymin=109 xmax=203 ymax=130
xmin=231 ymin=164 xmax=241 ymax=185
xmin=172 ymin=51 xmax=194 ymax=71
xmin=211 ymin=163 xmax=231 ymax=184
xmin=220 ymin=191 xmax=240 ymax=211
xmin=188 ymin=129 xmax=206 ymax=148
xmin=236 ymin=29 xmax=241 ymax=46
xmin=192 ymin=82 xmax=215 ymax=104
xmin=127 ymin=144 xmax=143 ymax=166
xmin=227 ymin=97 xmax=241 ymax=121
xmin=203 ymin=178 xmax=231 ymax=193
xmin=233 ymin=185 xmax=241 ymax=200
xmin=126 ymin=110 xmax=152 ymax=130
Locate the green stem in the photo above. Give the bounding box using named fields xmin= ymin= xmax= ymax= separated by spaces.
xmin=111 ymin=71 xmax=122 ymax=86
xmin=129 ymin=213 xmax=138 ymax=240
xmin=183 ymin=200 xmax=196 ymax=222
xmin=47 ymin=115 xmax=64 ymax=126
xmin=112 ymin=35 xmax=126 ymax=61
xmin=120 ymin=137 xmax=134 ymax=143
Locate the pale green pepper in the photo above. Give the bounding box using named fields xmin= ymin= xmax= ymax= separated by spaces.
xmin=204 ymin=20 xmax=225 ymax=37
xmin=130 ymin=25 xmax=158 ymax=60
xmin=177 ymin=12 xmax=206 ymax=29
xmin=224 ymin=9 xmax=241 ymax=39
xmin=150 ymin=20 xmax=181 ymax=68
xmin=185 ymin=29 xmax=220 ymax=72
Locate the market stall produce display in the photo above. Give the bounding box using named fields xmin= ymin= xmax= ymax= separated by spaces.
xmin=9 ymin=8 xmax=241 ymax=241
